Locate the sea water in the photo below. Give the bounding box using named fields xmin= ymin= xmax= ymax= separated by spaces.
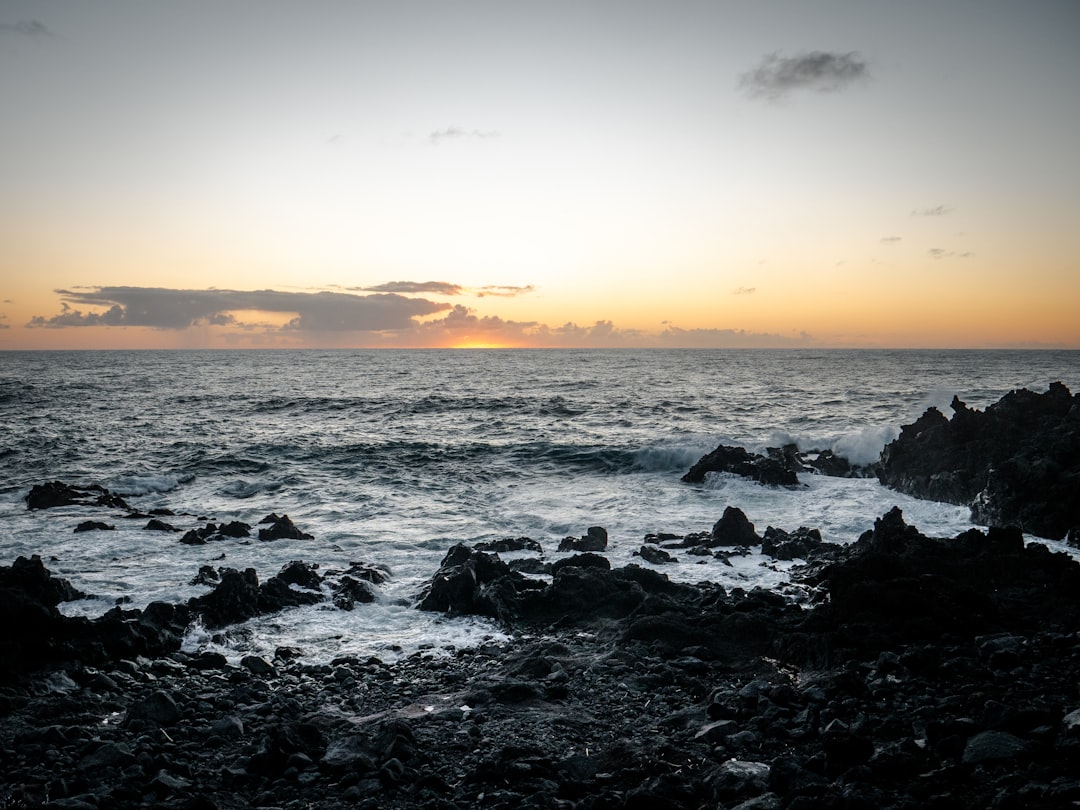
xmin=1 ymin=349 xmax=1077 ymax=662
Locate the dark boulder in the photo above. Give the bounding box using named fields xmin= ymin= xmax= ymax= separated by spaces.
xmin=331 ymin=576 xmax=376 ymax=610
xmin=877 ymin=383 xmax=1080 ymax=539
xmin=761 ymin=526 xmax=830 ymax=560
xmin=187 ymin=562 xmax=324 ymax=630
xmin=0 ymin=557 xmax=188 ymax=680
xmin=682 ymin=445 xmax=799 ymax=487
xmin=417 ymin=543 xmax=695 ymax=629
xmin=144 ymin=518 xmax=179 ymax=532
xmin=276 ymin=560 xmax=323 ymax=590
xmin=557 ymin=526 xmax=608 ymax=552
xmin=257 ymin=513 xmax=314 ymax=541
xmin=94 ymin=601 xmax=191 ymax=660
xmin=711 ymin=506 xmax=760 ymax=547
xmin=0 ymin=555 xmax=86 ymax=605
xmin=189 ymin=567 xmax=262 ymax=628
xmin=181 ymin=520 xmax=252 ymax=544
xmin=25 ymin=481 xmax=132 ymax=511
xmin=475 ymin=537 xmax=544 ymax=554
xmin=74 ymin=520 xmax=114 ymax=533
xmin=341 ymin=561 xmax=390 ymax=585
xmin=415 ymin=544 xmax=535 ymax=623
xmin=550 ymin=553 xmax=610 ymax=575
xmin=634 ymin=545 xmax=678 ymax=565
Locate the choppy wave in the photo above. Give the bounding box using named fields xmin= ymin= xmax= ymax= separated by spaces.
xmin=1 ymin=347 xmax=1077 ymax=662
xmin=107 ymin=473 xmax=184 ymax=496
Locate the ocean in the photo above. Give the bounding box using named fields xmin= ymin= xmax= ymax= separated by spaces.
xmin=1 ymin=348 xmax=1077 ymax=663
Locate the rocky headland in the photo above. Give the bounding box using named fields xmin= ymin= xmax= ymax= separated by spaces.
xmin=876 ymin=382 xmax=1080 ymax=542
xmin=683 ymin=382 xmax=1080 ymax=545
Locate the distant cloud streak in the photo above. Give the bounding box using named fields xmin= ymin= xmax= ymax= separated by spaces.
xmin=733 ymin=287 xmax=757 ymax=295
xmin=658 ymin=326 xmax=811 ymax=348
xmin=354 ymin=281 xmax=535 ymax=298
xmin=359 ymin=281 xmax=464 ymax=296
xmin=0 ymin=19 xmax=53 ymax=36
xmin=912 ymin=205 xmax=953 ymax=217
xmin=740 ymin=51 xmax=869 ymax=100
xmin=928 ymin=248 xmax=974 ymax=259
xmin=880 ymin=236 xmax=902 ymax=243
xmin=476 ymin=285 xmax=535 ymax=298
xmin=429 ymin=127 xmax=500 ymax=145
xmin=27 ymin=287 xmax=450 ymax=332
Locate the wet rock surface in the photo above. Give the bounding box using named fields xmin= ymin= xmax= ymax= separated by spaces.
xmin=24 ymin=482 xmax=133 ymax=512
xmin=682 ymin=444 xmax=877 ymax=488
xmin=6 ymin=505 xmax=1079 ymax=808
xmin=877 ymin=382 xmax=1080 ymax=540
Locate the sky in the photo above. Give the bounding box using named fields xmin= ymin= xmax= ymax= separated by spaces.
xmin=2 ymin=0 xmax=1079 ymax=350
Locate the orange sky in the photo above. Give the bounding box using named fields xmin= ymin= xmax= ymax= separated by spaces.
xmin=2 ymin=1 xmax=1079 ymax=350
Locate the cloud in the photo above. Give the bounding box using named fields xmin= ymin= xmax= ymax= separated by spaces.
xmin=24 ymin=286 xmax=812 ymax=348
xmin=0 ymin=20 xmax=53 ymax=36
xmin=353 ymin=281 xmax=535 ymax=298
xmin=740 ymin=51 xmax=869 ymax=100
xmin=429 ymin=127 xmax=500 ymax=145
xmin=658 ymin=326 xmax=813 ymax=348
xmin=912 ymin=205 xmax=953 ymax=217
xmin=408 ymin=307 xmax=810 ymax=348
xmin=880 ymin=236 xmax=902 ymax=243
xmin=28 ymin=287 xmax=450 ymax=331
xmin=928 ymin=248 xmax=974 ymax=259
xmin=476 ymin=285 xmax=535 ymax=298
xmin=733 ymin=287 xmax=757 ymax=295
xmin=358 ymin=281 xmax=465 ymax=296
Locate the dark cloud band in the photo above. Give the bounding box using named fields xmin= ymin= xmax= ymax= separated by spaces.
xmin=0 ymin=20 xmax=53 ymax=36
xmin=28 ymin=287 xmax=449 ymax=331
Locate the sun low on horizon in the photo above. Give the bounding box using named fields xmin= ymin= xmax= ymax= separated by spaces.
xmin=2 ymin=1 xmax=1079 ymax=351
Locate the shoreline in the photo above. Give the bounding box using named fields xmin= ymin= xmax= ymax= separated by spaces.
xmin=4 ymin=508 xmax=1080 ymax=809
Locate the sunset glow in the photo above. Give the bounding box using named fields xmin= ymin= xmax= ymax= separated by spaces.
xmin=2 ymin=1 xmax=1078 ymax=350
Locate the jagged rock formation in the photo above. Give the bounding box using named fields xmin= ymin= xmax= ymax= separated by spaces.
xmin=877 ymin=382 xmax=1080 ymax=539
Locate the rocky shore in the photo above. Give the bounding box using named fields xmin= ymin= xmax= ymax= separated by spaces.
xmin=3 ymin=503 xmax=1080 ymax=809
xmin=4 ymin=383 xmax=1079 ymax=808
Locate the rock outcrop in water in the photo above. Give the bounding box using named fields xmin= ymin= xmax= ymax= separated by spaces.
xmin=877 ymin=382 xmax=1080 ymax=540
xmin=682 ymin=444 xmax=800 ymax=486
xmin=0 ymin=555 xmax=189 ymax=682
xmin=25 ymin=481 xmax=132 ymax=512
xmin=682 ymin=443 xmax=876 ymax=487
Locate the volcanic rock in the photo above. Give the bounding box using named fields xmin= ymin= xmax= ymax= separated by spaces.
xmin=331 ymin=576 xmax=376 ymax=610
xmin=760 ymin=526 xmax=830 ymax=560
xmin=188 ymin=562 xmax=324 ymax=629
xmin=711 ymin=506 xmax=760 ymax=547
xmin=25 ymin=481 xmax=132 ymax=511
xmin=682 ymin=444 xmax=799 ymax=486
xmin=474 ymin=537 xmax=544 ymax=554
xmin=73 ymin=520 xmax=115 ymax=533
xmin=877 ymin=382 xmax=1080 ymax=539
xmin=557 ymin=526 xmax=608 ymax=552
xmin=634 ymin=544 xmax=678 ymax=564
xmin=181 ymin=520 xmax=252 ymax=544
xmin=0 ymin=554 xmax=86 ymax=605
xmin=257 ymin=513 xmax=314 ymax=541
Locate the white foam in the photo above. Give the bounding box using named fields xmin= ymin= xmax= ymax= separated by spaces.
xmin=830 ymin=425 xmax=900 ymax=466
